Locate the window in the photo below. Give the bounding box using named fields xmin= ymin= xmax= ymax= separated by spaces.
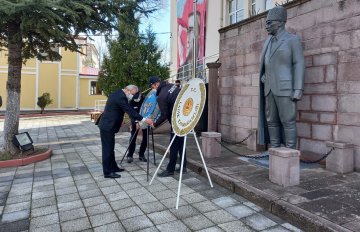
xmin=251 ymin=0 xmax=256 ymax=15
xmin=265 ymin=0 xmax=272 ymax=10
xmin=229 ymin=0 xmax=245 ymax=24
xmin=90 ymin=81 xmax=102 ymax=95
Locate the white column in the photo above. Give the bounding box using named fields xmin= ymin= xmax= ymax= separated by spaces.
xmin=76 ymin=52 xmax=80 ymax=109
xmin=58 ymin=48 xmax=62 ymax=109
xmin=35 ymin=60 xmax=39 ymax=110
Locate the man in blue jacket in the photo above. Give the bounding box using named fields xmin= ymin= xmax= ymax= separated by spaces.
xmin=149 ymin=77 xmax=187 ymax=177
xmin=98 ymin=85 xmax=153 ymax=178
xmin=127 ymin=91 xmax=148 ymax=163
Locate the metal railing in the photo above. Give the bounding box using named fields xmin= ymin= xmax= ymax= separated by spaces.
xmin=169 ymin=53 xmax=219 ymax=83
xmin=94 ymin=100 xmax=106 ymax=112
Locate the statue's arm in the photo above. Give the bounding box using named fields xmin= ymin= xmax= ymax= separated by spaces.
xmin=291 ymin=36 xmax=305 ymax=100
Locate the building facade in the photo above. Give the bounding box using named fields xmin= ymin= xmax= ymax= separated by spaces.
xmin=0 ymin=39 xmax=106 ymax=111
xmin=170 ymin=0 xmax=290 ymax=80
xmin=218 ymin=0 xmax=360 ymax=169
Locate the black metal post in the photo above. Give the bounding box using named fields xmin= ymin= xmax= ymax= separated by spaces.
xmin=147 ymin=126 xmax=150 ymax=181
xmin=119 ymin=128 xmax=139 ymax=165
xmin=151 ymin=127 xmax=156 ymax=165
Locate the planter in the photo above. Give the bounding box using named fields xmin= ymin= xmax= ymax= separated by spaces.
xmin=0 ymin=148 xmax=52 ymax=168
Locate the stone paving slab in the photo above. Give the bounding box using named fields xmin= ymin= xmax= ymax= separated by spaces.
xmin=0 ymin=116 xmax=302 ymax=232
xmin=153 ymin=133 xmax=360 ymax=232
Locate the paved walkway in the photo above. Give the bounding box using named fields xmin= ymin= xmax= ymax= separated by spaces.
xmin=152 ymin=133 xmax=360 ymax=232
xmin=0 ymin=116 xmax=301 ymax=232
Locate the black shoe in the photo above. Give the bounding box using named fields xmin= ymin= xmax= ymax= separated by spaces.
xmin=139 ymin=156 xmax=147 ymax=162
xmin=127 ymin=157 xmax=133 ymax=163
xmin=104 ymin=172 xmax=121 ymax=178
xmin=175 ymin=167 xmax=187 ymax=173
xmin=114 ymin=167 xmax=125 ymax=172
xmin=157 ymin=170 xmax=174 ymax=177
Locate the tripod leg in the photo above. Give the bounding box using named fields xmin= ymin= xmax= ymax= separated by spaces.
xmin=151 ymin=128 xmax=156 ymax=165
xmin=176 ymin=135 xmax=187 ymax=209
xmin=149 ymin=135 xmax=177 ymax=185
xmin=119 ymin=128 xmax=139 ymax=165
xmin=147 ymin=127 xmax=150 ymax=182
xmin=193 ymin=131 xmax=213 ymax=188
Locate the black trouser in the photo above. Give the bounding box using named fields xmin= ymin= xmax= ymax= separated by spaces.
xmin=167 ymin=133 xmax=187 ymax=172
xmin=128 ymin=123 xmax=148 ymax=158
xmin=100 ymin=129 xmax=119 ymax=175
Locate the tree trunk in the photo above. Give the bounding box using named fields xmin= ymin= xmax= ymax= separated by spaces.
xmin=3 ymin=22 xmax=22 ymax=155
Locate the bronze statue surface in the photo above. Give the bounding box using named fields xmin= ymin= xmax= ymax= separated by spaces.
xmin=257 ymin=6 xmax=305 ymax=149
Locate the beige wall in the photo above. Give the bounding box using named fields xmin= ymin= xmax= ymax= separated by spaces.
xmin=61 ymin=48 xmax=78 ymax=70
xmin=38 ymin=63 xmax=59 ymax=109
xmin=0 ymin=50 xmax=8 ymax=66
xmin=0 ymin=44 xmax=107 ymax=111
xmin=0 ymin=73 xmax=6 ymax=110
xmin=79 ymin=78 xmax=107 ymax=109
xmin=0 ymin=74 xmax=37 ymax=109
xmin=61 ymin=75 xmax=77 ymax=108
xmin=20 ymin=74 xmax=36 ymax=109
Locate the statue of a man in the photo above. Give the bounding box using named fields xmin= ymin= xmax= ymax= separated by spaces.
xmin=257 ymin=6 xmax=305 ymax=149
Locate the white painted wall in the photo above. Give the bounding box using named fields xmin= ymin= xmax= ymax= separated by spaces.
xmin=170 ymin=0 xmax=178 ymax=78
xmin=204 ymin=0 xmax=223 ymax=64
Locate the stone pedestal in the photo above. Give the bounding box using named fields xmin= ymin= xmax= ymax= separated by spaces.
xmin=246 ymin=129 xmax=259 ymax=151
xmin=269 ymin=147 xmax=300 ymax=187
xmin=206 ymin=62 xmax=221 ymax=132
xmin=326 ymin=141 xmax=354 ymax=174
xmin=201 ymin=132 xmax=221 ymax=158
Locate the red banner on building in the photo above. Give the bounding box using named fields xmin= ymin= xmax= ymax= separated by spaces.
xmin=177 ymin=0 xmax=207 ymax=69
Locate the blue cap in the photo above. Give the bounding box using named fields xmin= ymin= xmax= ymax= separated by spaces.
xmin=149 ymin=76 xmax=160 ymax=86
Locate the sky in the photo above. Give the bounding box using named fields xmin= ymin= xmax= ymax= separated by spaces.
xmin=90 ymin=0 xmax=171 ymax=67
xmin=139 ymin=0 xmax=171 ymax=64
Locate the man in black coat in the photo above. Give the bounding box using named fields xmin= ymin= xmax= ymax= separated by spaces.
xmin=98 ymin=85 xmax=153 ymax=178
xmin=149 ymin=76 xmax=187 ymax=177
xmin=127 ymin=91 xmax=148 ymax=163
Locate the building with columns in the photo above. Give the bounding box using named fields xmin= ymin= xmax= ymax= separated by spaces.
xmin=0 ymin=38 xmax=106 ymax=111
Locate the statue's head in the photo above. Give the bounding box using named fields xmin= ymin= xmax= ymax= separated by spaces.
xmin=265 ymin=6 xmax=287 ymax=35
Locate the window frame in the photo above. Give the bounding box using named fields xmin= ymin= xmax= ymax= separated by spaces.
xmin=228 ymin=0 xmax=245 ymax=25
xmin=265 ymin=0 xmax=272 ymax=10
xmin=89 ymin=80 xmax=102 ymax=95
xmin=251 ymin=0 xmax=256 ymax=15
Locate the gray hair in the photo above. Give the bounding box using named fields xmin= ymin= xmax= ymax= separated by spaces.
xmin=125 ymin=85 xmax=138 ymax=92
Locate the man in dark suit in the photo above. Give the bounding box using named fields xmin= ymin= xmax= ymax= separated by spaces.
xmin=149 ymin=76 xmax=187 ymax=177
xmin=257 ymin=6 xmax=305 ymax=149
xmin=98 ymin=85 xmax=153 ymax=178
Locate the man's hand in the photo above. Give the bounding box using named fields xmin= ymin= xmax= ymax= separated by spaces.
xmin=145 ymin=118 xmax=154 ymax=127
xmin=136 ymin=123 xmax=140 ymax=130
xmin=291 ymin=90 xmax=303 ymax=101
